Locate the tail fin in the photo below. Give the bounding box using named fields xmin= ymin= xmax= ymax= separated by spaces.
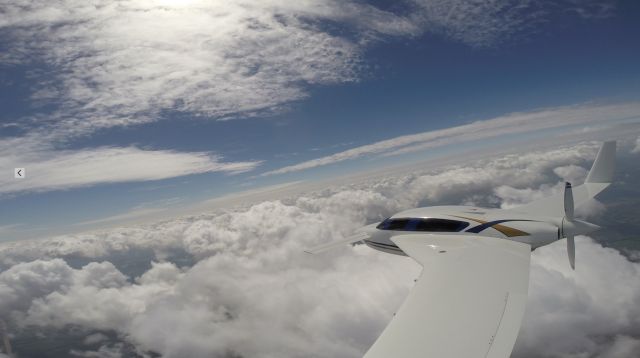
xmin=509 ymin=141 xmax=616 ymax=216
xmin=585 ymin=141 xmax=616 ymax=184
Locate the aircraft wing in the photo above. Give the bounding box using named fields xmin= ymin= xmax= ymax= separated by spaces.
xmin=364 ymin=234 xmax=531 ymax=358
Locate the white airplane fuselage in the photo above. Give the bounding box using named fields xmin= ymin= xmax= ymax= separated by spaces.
xmin=306 ymin=142 xmax=615 ymax=358
xmin=361 ymin=205 xmax=568 ymax=256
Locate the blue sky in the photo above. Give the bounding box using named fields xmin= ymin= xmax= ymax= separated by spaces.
xmin=1 ymin=0 xmax=639 ymax=240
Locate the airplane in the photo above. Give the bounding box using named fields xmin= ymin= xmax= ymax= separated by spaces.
xmin=305 ymin=141 xmax=616 ymax=358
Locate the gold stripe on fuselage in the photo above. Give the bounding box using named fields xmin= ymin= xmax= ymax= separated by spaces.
xmin=452 ymin=215 xmax=530 ymax=237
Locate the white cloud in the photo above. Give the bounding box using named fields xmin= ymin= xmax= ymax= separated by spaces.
xmin=633 ymin=136 xmax=640 ymax=153
xmin=0 ymin=259 xmax=75 ymax=314
xmin=515 ymin=237 xmax=640 ymax=358
xmin=552 ymin=164 xmax=588 ymax=183
xmin=21 ymin=254 xmax=410 ymax=357
xmin=83 ymin=332 xmax=109 ymax=346
xmin=0 ymin=0 xmax=410 ymax=136
xmin=411 ymin=0 xmax=615 ymax=47
xmin=594 ymin=335 xmax=640 ymax=358
xmin=263 ymin=102 xmax=640 ymax=176
xmin=0 ymin=224 xmax=22 ymax=235
xmin=0 ymin=142 xmax=637 ymax=357
xmin=72 ymin=208 xmax=169 ymax=229
xmin=0 ymin=0 xmax=610 ymax=133
xmin=0 ymin=1 xmax=619 ymax=195
xmin=71 ymin=343 xmax=126 ymax=358
xmin=410 ymin=0 xmax=543 ymax=47
xmin=0 ymin=142 xmax=605 ymax=266
xmin=0 ymin=146 xmax=260 ymax=195
xmin=1 ymin=0 xmax=388 ymax=195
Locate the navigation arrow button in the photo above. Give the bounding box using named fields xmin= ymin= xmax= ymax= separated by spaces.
xmin=14 ymin=168 xmax=25 ymax=179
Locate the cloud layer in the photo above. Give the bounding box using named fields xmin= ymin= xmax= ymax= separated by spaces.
xmin=1 ymin=141 xmax=639 ymax=357
xmin=263 ymin=102 xmax=640 ymax=176
xmin=1 ymin=0 xmax=612 ymax=130
xmin=0 ymin=0 xmax=619 ymax=195
xmin=0 ymin=146 xmax=260 ymax=194
xmin=0 ymin=0 xmax=408 ymax=137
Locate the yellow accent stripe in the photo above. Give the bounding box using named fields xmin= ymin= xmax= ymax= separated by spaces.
xmin=451 ymin=215 xmax=530 ymax=237
xmin=490 ymin=224 xmax=529 ymax=237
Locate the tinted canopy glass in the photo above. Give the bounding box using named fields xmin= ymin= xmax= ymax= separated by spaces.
xmin=376 ymin=218 xmax=469 ymax=232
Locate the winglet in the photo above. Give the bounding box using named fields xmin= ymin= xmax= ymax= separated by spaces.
xmin=585 ymin=141 xmax=616 ymax=183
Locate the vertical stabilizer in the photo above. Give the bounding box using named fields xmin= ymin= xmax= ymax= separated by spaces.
xmin=585 ymin=141 xmax=616 ymax=183
xmin=510 ymin=141 xmax=616 ymax=217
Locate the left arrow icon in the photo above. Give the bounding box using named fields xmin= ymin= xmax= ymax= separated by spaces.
xmin=14 ymin=168 xmax=25 ymax=179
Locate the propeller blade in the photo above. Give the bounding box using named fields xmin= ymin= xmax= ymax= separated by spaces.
xmin=564 ymin=182 xmax=574 ymax=221
xmin=567 ymin=235 xmax=575 ymax=270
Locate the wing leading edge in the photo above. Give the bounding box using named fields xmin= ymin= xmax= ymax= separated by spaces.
xmin=364 ymin=234 xmax=531 ymax=358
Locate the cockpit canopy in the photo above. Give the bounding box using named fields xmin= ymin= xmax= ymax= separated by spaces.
xmin=376 ymin=217 xmax=469 ymax=232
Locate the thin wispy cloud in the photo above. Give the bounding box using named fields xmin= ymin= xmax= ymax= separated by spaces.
xmin=0 ymin=0 xmax=407 ymax=137
xmin=72 ymin=208 xmax=169 ymax=229
xmin=410 ymin=0 xmax=546 ymax=47
xmin=0 ymin=146 xmax=261 ymax=195
xmin=262 ymin=102 xmax=640 ymax=176
xmin=410 ymin=0 xmax=614 ymax=47
xmin=0 ymin=0 xmax=413 ymax=194
xmin=0 ymin=0 xmax=617 ymax=194
xmin=0 ymin=0 xmax=613 ymax=132
xmin=72 ymin=197 xmax=185 ymax=228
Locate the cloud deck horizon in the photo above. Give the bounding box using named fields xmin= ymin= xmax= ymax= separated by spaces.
xmin=0 ymin=142 xmax=639 ymax=357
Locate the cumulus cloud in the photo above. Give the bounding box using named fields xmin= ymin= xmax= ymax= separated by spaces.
xmin=83 ymin=332 xmax=109 ymax=346
xmin=71 ymin=343 xmax=127 ymax=358
xmin=262 ymin=102 xmax=640 ymax=176
xmin=1 ymin=141 xmax=638 ymax=357
xmin=1 ymin=242 xmax=417 ymax=358
xmin=552 ymin=164 xmax=588 ymax=183
xmin=0 ymin=142 xmax=608 ymax=267
xmin=516 ymin=237 xmax=640 ymax=358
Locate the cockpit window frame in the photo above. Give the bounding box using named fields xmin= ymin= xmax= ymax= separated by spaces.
xmin=376 ymin=217 xmax=469 ymax=232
